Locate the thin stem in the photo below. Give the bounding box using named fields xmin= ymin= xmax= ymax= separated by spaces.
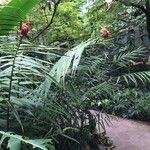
xmin=6 ymin=36 xmax=23 ymax=131
xmin=33 ymin=0 xmax=61 ymax=40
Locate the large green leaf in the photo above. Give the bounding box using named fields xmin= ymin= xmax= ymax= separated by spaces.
xmin=37 ymin=39 xmax=96 ymax=96
xmin=0 ymin=0 xmax=40 ymax=35
xmin=0 ymin=131 xmax=55 ymax=150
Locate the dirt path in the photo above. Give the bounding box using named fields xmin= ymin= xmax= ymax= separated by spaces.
xmin=106 ymin=116 xmax=150 ymax=150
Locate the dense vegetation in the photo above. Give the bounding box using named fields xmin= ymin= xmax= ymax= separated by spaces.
xmin=0 ymin=0 xmax=149 ymax=149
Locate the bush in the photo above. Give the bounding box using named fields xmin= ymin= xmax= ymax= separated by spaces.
xmin=98 ymin=89 xmax=150 ymax=121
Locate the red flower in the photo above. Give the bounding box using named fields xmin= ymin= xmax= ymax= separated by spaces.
xmin=100 ymin=28 xmax=110 ymax=39
xmin=21 ymin=23 xmax=29 ymax=36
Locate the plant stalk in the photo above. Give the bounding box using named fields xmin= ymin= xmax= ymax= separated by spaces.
xmin=6 ymin=36 xmax=23 ymax=131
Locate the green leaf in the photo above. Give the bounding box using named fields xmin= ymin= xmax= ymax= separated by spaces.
xmin=28 ymin=139 xmax=55 ymax=150
xmin=0 ymin=131 xmax=55 ymax=150
xmin=0 ymin=0 xmax=41 ymax=35
xmin=7 ymin=137 xmax=21 ymax=150
xmin=37 ymin=39 xmax=96 ymax=96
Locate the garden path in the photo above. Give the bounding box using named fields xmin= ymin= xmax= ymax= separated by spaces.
xmin=106 ymin=116 xmax=150 ymax=150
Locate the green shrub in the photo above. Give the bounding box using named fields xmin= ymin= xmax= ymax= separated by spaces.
xmin=102 ymin=89 xmax=150 ymax=121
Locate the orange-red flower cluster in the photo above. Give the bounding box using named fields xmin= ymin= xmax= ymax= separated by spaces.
xmin=100 ymin=28 xmax=110 ymax=39
xmin=21 ymin=23 xmax=30 ymax=36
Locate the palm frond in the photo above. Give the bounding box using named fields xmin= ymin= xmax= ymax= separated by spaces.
xmin=81 ymin=81 xmax=114 ymax=102
xmin=82 ymin=55 xmax=104 ymax=74
xmin=113 ymin=47 xmax=146 ymax=66
xmin=0 ymin=0 xmax=40 ymax=35
xmin=0 ymin=38 xmax=62 ymax=129
xmin=37 ymin=39 xmax=96 ymax=96
xmin=117 ymin=71 xmax=150 ymax=86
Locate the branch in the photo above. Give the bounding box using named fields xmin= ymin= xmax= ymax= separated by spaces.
xmin=33 ymin=0 xmax=61 ymax=40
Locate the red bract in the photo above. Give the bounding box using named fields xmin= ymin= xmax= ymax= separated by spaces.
xmin=21 ymin=23 xmax=29 ymax=36
xmin=100 ymin=28 xmax=110 ymax=39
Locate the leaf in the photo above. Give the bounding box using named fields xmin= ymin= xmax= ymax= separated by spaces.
xmin=37 ymin=39 xmax=95 ymax=96
xmin=28 ymin=139 xmax=55 ymax=150
xmin=7 ymin=137 xmax=21 ymax=150
xmin=0 ymin=0 xmax=10 ymax=5
xmin=60 ymin=133 xmax=79 ymax=144
xmin=0 ymin=0 xmax=41 ymax=35
xmin=117 ymin=71 xmax=150 ymax=86
xmin=0 ymin=131 xmax=55 ymax=150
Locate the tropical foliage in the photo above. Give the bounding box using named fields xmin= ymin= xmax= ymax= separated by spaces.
xmin=0 ymin=0 xmax=150 ymax=150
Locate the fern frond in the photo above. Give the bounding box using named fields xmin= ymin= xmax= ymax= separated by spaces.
xmin=117 ymin=71 xmax=150 ymax=86
xmin=81 ymin=82 xmax=114 ymax=102
xmin=113 ymin=47 xmax=146 ymax=66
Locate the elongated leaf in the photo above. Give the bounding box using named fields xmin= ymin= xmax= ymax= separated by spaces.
xmin=117 ymin=71 xmax=150 ymax=86
xmin=0 ymin=131 xmax=55 ymax=150
xmin=37 ymin=39 xmax=95 ymax=96
xmin=0 ymin=0 xmax=40 ymax=35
